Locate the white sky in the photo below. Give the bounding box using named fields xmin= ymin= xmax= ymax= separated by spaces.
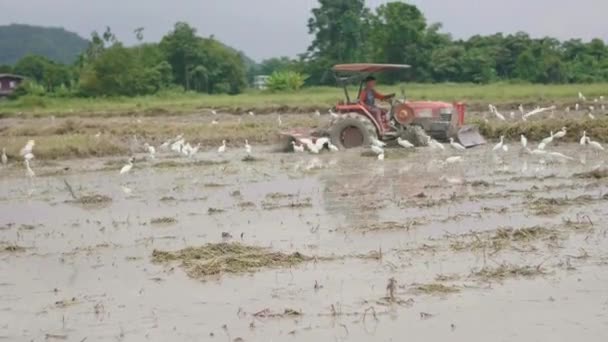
xmin=1 ymin=0 xmax=607 ymax=61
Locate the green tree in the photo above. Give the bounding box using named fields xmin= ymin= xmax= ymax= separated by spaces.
xmin=369 ymin=2 xmax=428 ymax=83
xmin=306 ymin=0 xmax=371 ymax=83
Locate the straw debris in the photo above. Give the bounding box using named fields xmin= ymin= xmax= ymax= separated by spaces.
xmin=152 ymin=243 xmax=312 ymax=279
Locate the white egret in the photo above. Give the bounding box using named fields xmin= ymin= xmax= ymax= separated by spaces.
xmin=218 ymin=140 xmax=227 ymax=153
xmin=490 ymin=104 xmax=505 ymax=121
xmin=520 ymin=134 xmax=528 ymax=148
xmin=315 ymin=110 xmax=321 ymax=116
xmin=1 ymin=148 xmax=7 ymax=165
xmin=315 ymin=137 xmax=330 ymax=150
xmin=510 ymin=111 xmax=515 ymax=119
xmin=371 ymin=145 xmax=384 ymax=155
xmin=580 ymin=131 xmax=587 ymax=145
xmin=307 ymin=143 xmax=320 ymax=154
xmin=445 ymin=156 xmax=463 ymax=164
xmin=586 ymin=137 xmax=605 ymax=151
xmin=329 ymin=109 xmax=339 ymax=119
xmin=371 ymin=137 xmax=386 ymax=148
xmin=211 ymin=120 xmax=219 ymax=125
xmin=539 ymin=131 xmax=554 ymax=147
xmin=94 ymin=132 xmax=102 ymax=139
xmin=245 ymin=140 xmax=252 ymax=155
xmin=565 ymin=106 xmax=570 ymax=112
xmin=277 ymin=115 xmax=282 ymax=126
xmin=377 ymin=153 xmax=385 ymax=161
xmin=24 ymin=160 xmax=35 ymax=178
xmin=589 ymin=106 xmax=595 ymax=112
xmin=397 ymin=137 xmax=415 ymax=148
xmin=292 ymin=141 xmax=305 ymax=153
xmin=548 ymin=152 xmax=574 ymax=161
xmin=248 ymin=111 xmax=255 ymax=116
xmin=578 ymin=92 xmax=586 ymax=101
xmin=20 ymin=139 xmax=35 ymax=156
xmin=144 ymin=143 xmax=156 ymax=158
xmin=492 ymin=136 xmax=505 ymax=152
xmin=518 ymin=104 xmax=525 ymax=115
xmin=553 ymin=127 xmax=567 ymax=139
xmin=575 ymin=103 xmax=580 ymax=111
xmin=211 ymin=110 xmax=217 ymax=115
xmin=427 ymin=137 xmax=445 ymax=150
xmin=120 ymin=157 xmax=134 ymax=175
xmin=188 ymin=143 xmax=201 ymax=157
xmin=588 ymin=113 xmax=596 ymax=120
xmin=449 ymin=138 xmax=466 ymax=151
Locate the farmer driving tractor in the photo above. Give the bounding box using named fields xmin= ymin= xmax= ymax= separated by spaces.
xmin=359 ymin=76 xmax=395 ymax=120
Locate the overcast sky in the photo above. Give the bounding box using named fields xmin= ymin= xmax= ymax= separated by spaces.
xmin=1 ymin=0 xmax=607 ymax=61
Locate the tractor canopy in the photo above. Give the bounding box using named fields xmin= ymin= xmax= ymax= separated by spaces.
xmin=332 ymin=63 xmax=411 ymax=74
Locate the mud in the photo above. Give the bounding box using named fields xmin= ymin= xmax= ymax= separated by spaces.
xmin=1 ymin=142 xmax=608 ymax=341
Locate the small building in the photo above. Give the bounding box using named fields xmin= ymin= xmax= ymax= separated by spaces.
xmin=0 ymin=74 xmax=25 ymax=98
xmin=253 ymin=75 xmax=270 ymax=90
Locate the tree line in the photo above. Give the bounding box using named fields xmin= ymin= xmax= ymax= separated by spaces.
xmin=2 ymin=1 xmax=608 ymax=98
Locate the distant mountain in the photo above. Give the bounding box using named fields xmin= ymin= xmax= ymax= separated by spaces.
xmin=0 ymin=24 xmax=89 ymax=65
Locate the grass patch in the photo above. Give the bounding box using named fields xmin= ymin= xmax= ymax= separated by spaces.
xmin=152 ymin=243 xmax=311 ymax=278
xmin=2 ymin=83 xmax=607 ymax=117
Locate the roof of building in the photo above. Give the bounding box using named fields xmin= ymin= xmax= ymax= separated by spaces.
xmin=0 ymin=74 xmax=25 ymax=79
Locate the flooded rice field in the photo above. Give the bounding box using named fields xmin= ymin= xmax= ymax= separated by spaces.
xmin=1 ymin=143 xmax=608 ymax=341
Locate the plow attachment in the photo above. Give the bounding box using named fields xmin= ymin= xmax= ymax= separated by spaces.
xmin=455 ymin=125 xmax=486 ymax=148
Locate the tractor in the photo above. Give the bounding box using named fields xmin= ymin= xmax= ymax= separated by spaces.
xmin=282 ymin=63 xmax=485 ymax=150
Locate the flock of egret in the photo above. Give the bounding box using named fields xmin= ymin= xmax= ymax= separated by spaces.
xmin=484 ymin=92 xmax=605 ymax=123
xmin=1 ymin=92 xmax=606 ymax=179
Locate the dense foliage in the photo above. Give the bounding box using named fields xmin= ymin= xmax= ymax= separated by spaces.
xmin=273 ymin=1 xmax=608 ymax=85
xmin=0 ymin=24 xmax=89 ymax=65
xmin=3 ymin=1 xmax=608 ymax=100
xmin=265 ymin=71 xmax=307 ymax=91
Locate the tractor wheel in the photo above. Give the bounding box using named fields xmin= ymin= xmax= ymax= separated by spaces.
xmin=400 ymin=125 xmax=430 ymax=147
xmin=329 ymin=113 xmax=378 ymax=149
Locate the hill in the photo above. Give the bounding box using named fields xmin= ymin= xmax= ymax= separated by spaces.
xmin=0 ymin=24 xmax=89 ymax=65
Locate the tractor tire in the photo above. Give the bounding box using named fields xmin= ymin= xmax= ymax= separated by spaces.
xmin=400 ymin=125 xmax=430 ymax=147
xmin=329 ymin=113 xmax=378 ymax=149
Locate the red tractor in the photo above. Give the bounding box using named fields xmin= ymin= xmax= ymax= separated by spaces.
xmin=284 ymin=63 xmax=485 ymax=149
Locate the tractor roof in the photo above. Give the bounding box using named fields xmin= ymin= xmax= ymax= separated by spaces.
xmin=332 ymin=63 xmax=411 ymax=73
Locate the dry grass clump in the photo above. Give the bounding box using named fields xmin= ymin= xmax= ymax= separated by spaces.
xmin=413 ymin=283 xmax=460 ymax=295
xmin=529 ymin=195 xmax=598 ymax=215
xmin=574 ymin=168 xmax=608 ymax=179
xmin=150 ymin=217 xmax=178 ymax=225
xmin=1 ymin=243 xmax=26 ymax=253
xmin=450 ymin=226 xmax=558 ymax=253
xmin=152 ymin=243 xmax=311 ymax=278
xmin=473 ymin=264 xmax=546 ymax=281
xmin=476 ymin=118 xmax=608 ymax=143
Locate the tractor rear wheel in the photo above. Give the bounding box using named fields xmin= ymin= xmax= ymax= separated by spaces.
xmin=329 ymin=113 xmax=378 ymax=149
xmin=400 ymin=125 xmax=430 ymax=147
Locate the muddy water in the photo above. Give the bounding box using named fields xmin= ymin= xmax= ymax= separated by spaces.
xmin=1 ymin=143 xmax=608 ymax=341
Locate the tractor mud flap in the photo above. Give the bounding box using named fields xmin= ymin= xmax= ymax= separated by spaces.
xmin=457 ymin=125 xmax=486 ymax=148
